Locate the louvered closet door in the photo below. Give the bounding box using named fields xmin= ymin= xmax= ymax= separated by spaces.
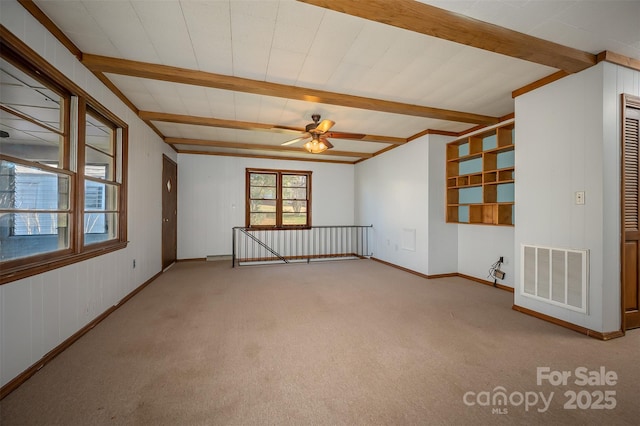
xmin=623 ymin=94 xmax=640 ymax=330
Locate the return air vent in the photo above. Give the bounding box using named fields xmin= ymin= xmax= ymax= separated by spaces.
xmin=521 ymin=244 xmax=588 ymax=313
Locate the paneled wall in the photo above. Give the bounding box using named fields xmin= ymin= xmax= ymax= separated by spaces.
xmin=514 ymin=61 xmax=640 ymax=333
xmin=355 ymin=134 xmax=458 ymax=276
xmin=0 ymin=1 xmax=175 ymax=387
xmin=177 ymin=154 xmax=355 ymax=259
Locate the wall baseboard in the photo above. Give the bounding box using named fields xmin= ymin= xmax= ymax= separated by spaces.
xmin=368 ymin=257 xmax=627 ymax=341
xmin=0 ymin=271 xmax=163 ymax=400
xmin=458 ymin=273 xmax=514 ymax=293
xmin=370 ymin=257 xmax=513 ymax=293
xmin=512 ymin=304 xmax=624 ymax=341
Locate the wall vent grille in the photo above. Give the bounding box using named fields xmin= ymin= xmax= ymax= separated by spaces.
xmin=521 ymin=244 xmax=588 ymax=313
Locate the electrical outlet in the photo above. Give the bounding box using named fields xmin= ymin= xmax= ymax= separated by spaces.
xmin=575 ymin=191 xmax=585 ymax=205
xmin=499 ymin=256 xmax=504 ymax=263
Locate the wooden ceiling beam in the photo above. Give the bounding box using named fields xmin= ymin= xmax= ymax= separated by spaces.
xmin=298 ymin=0 xmax=597 ymax=73
xmin=82 ymin=54 xmax=499 ymax=125
xmin=175 ymin=149 xmax=356 ymax=165
xmin=165 ymin=137 xmax=373 ymax=158
xmin=141 ymin=110 xmax=407 ymax=144
xmin=140 ymin=111 xmax=302 ymax=134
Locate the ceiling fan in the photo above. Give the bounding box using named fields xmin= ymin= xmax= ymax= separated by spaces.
xmin=281 ymin=114 xmax=365 ymax=153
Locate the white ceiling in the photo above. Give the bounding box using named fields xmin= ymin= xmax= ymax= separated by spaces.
xmin=31 ymin=0 xmax=640 ymax=163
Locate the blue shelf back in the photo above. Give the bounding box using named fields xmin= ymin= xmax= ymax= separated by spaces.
xmin=482 ymin=134 xmax=497 ymax=150
xmin=497 ymin=183 xmax=515 ymax=203
xmin=459 ymin=187 xmax=483 ymax=204
xmin=497 ymin=150 xmax=515 ymax=169
xmin=459 ymin=157 xmax=482 ymax=175
xmin=458 ymin=143 xmax=469 ymax=157
xmin=458 ymin=205 xmax=469 ymax=223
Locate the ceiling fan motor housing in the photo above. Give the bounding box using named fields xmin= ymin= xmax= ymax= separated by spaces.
xmin=306 ymin=114 xmax=322 ymax=133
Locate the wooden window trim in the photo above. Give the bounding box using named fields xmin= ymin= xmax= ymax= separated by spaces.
xmin=246 ymin=168 xmax=312 ymax=229
xmin=0 ymin=29 xmax=128 ymax=285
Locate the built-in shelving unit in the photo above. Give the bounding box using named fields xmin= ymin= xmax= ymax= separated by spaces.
xmin=446 ymin=121 xmax=515 ymax=226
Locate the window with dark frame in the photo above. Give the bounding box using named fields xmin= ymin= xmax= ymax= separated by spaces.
xmin=246 ymin=168 xmax=311 ymax=228
xmin=0 ymin=34 xmax=128 ymax=284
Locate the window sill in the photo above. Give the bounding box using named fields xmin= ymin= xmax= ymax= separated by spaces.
xmin=0 ymin=240 xmax=128 ymax=285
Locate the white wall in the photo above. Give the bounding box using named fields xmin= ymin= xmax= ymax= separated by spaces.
xmin=354 ymin=134 xmax=457 ymax=276
xmin=427 ymin=135 xmax=459 ymax=275
xmin=177 ymin=155 xmax=355 ymax=259
xmin=514 ymin=62 xmax=640 ymax=333
xmin=457 ymin=226 xmax=514 ymax=287
xmin=0 ymin=1 xmax=175 ymax=387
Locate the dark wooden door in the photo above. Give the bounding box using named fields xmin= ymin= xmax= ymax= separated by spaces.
xmin=622 ymin=95 xmax=640 ymax=330
xmin=162 ymin=155 xmax=178 ymax=270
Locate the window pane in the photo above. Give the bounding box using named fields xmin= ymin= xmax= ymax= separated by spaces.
xmin=282 ymin=200 xmax=307 ymax=213
xmin=250 ymin=186 xmax=276 ymax=199
xmin=283 ymin=187 xmax=307 ymax=200
xmin=84 ymin=212 xmax=117 ymax=243
xmin=0 ymin=110 xmax=63 ymax=167
xmin=250 ymin=212 xmax=276 ymax=227
xmin=85 ymin=146 xmax=113 ymax=180
xmin=250 ymin=173 xmax=276 ymax=186
xmin=85 ymin=113 xmax=113 ymax=154
xmin=282 ymin=213 xmax=307 ymax=226
xmin=250 ymin=199 xmax=276 ymax=213
xmin=282 ymin=175 xmax=306 ymax=187
xmin=0 ymin=212 xmax=70 ymax=260
xmin=0 ymin=160 xmax=70 ymax=211
xmin=0 ymin=58 xmax=64 ymax=131
xmin=84 ymin=180 xmax=118 ymax=211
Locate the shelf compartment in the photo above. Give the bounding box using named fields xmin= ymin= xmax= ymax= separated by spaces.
xmin=459 ymin=186 xmax=483 ymax=204
xmin=469 ymin=205 xmax=495 ymax=224
xmin=496 ymin=203 xmax=514 ymax=225
xmin=459 ymin=157 xmax=482 ymax=175
xmin=447 ymin=188 xmax=459 ymax=205
xmin=497 ymin=124 xmax=515 ymax=147
xmin=484 ymin=171 xmax=497 ymax=183
xmin=483 ymin=183 xmax=514 ymax=203
xmin=447 ymin=205 xmax=470 ymax=223
xmin=469 ymin=173 xmax=483 ymax=186
xmin=447 ymin=143 xmax=460 ymax=161
xmin=498 ymin=168 xmax=514 ymax=182
xmin=447 ymin=177 xmax=457 ymax=188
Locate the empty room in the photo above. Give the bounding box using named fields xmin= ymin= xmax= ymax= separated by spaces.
xmin=1 ymin=0 xmax=639 ymax=424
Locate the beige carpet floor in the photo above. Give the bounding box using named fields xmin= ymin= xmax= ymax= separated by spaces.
xmin=1 ymin=259 xmax=639 ymax=425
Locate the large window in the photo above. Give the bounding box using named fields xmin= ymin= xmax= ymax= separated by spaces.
xmin=246 ymin=169 xmax=311 ymax=228
xmin=0 ymin=34 xmax=127 ymax=283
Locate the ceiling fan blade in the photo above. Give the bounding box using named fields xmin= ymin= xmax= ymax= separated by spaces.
xmin=326 ymin=132 xmax=365 ymax=139
xmin=281 ymin=133 xmax=309 ymax=146
xmin=315 ymin=119 xmax=335 ymax=133
xmin=320 ymin=137 xmax=333 ymax=149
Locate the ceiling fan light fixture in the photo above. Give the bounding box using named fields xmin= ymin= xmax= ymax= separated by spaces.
xmin=304 ymin=137 xmax=328 ymax=154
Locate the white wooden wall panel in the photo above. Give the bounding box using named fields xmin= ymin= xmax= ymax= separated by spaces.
xmin=1 ymin=281 xmax=31 ymax=385
xmin=514 ymin=62 xmax=640 ymax=333
xmin=427 ymin=135 xmax=458 ymax=276
xmin=457 ymin=226 xmax=515 ymax=287
xmin=355 ymin=136 xmax=431 ymax=275
xmin=29 ymin=274 xmax=45 ymax=362
xmin=177 ymin=155 xmax=355 ymax=259
xmin=0 ymin=0 xmax=176 ymax=387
